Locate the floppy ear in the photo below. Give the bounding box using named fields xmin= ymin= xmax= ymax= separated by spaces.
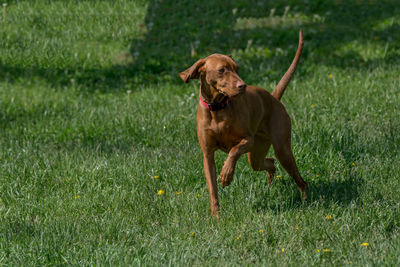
xmin=227 ymin=54 xmax=236 ymax=62
xmin=179 ymin=59 xmax=205 ymax=83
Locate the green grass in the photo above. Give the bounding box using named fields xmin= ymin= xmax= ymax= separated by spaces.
xmin=1 ymin=0 xmax=400 ymax=265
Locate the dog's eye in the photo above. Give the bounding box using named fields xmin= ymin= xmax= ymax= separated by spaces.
xmin=218 ymin=68 xmax=225 ymax=74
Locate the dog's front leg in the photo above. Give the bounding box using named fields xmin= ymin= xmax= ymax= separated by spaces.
xmin=220 ymin=137 xmax=253 ymax=187
xmin=202 ymin=151 xmax=219 ymax=218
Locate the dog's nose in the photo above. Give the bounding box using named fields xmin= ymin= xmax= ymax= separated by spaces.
xmin=237 ymin=81 xmax=247 ymax=90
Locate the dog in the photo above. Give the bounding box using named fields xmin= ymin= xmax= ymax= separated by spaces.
xmin=179 ymin=30 xmax=308 ymax=217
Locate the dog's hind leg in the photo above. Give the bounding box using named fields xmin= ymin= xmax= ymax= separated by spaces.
xmin=273 ymin=135 xmax=308 ymax=198
xmin=247 ymin=137 xmax=276 ymax=185
xmin=273 ymin=142 xmax=308 ymax=198
xmin=269 ymin=115 xmax=308 ymax=198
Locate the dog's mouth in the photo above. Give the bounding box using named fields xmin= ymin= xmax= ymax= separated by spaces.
xmin=237 ymin=86 xmax=246 ymax=95
xmin=217 ymin=87 xmax=245 ymax=98
xmin=223 ymin=88 xmax=246 ymax=97
xmin=216 ymin=88 xmax=228 ymax=96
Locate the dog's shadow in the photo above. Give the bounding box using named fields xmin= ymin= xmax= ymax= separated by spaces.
xmin=252 ymin=172 xmax=365 ymax=213
xmin=250 ymin=118 xmax=397 ymax=213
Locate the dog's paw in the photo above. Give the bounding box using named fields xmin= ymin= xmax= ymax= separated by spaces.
xmin=301 ymin=183 xmax=308 ymax=200
xmin=296 ymin=182 xmax=308 ymax=200
xmin=267 ymin=170 xmax=275 ymax=185
xmin=220 ymin=163 xmax=235 ymax=188
xmin=265 ymin=157 xmax=276 ymax=185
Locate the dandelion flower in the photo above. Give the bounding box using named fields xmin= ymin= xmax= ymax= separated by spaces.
xmin=281 ymin=248 xmax=285 ymax=253
xmin=259 ymin=229 xmax=264 ymax=233
xmin=157 ymin=189 xmax=165 ymax=195
xmin=191 ymin=232 xmax=195 ymax=237
xmin=74 ymin=195 xmax=80 ymax=199
xmin=237 ymin=235 xmax=241 ymax=240
xmin=327 ymin=215 xmax=332 ymax=220
xmin=153 ymin=175 xmax=159 ymax=179
xmin=295 ymin=226 xmax=299 ymax=230
xmin=323 ymin=249 xmax=330 ymax=252
xmin=176 ymin=191 xmax=182 ymax=195
xmin=352 ymin=162 xmax=356 ymax=167
xmin=311 ymin=104 xmax=316 ymax=108
xmin=361 ymin=242 xmax=369 ymax=247
xmin=276 ymin=175 xmax=282 ymax=179
xmin=328 ymin=74 xmax=333 ymax=79
xmin=315 ymin=249 xmax=320 ymax=253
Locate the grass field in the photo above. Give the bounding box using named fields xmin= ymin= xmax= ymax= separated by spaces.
xmin=0 ymin=0 xmax=399 ymax=265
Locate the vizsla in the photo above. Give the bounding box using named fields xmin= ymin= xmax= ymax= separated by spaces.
xmin=179 ymin=30 xmax=308 ymax=217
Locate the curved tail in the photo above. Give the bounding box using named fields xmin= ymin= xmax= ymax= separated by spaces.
xmin=271 ymin=30 xmax=304 ymax=101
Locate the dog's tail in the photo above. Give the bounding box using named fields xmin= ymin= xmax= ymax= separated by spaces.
xmin=271 ymin=30 xmax=304 ymax=101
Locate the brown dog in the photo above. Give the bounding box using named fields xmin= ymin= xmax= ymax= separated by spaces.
xmin=179 ymin=30 xmax=308 ymax=217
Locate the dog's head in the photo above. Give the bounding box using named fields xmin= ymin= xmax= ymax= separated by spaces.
xmin=179 ymin=54 xmax=246 ymax=99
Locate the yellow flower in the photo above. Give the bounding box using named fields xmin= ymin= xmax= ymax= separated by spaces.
xmin=191 ymin=232 xmax=195 ymax=237
xmin=157 ymin=189 xmax=165 ymax=195
xmin=74 ymin=195 xmax=80 ymax=199
xmin=276 ymin=175 xmax=282 ymax=179
xmin=259 ymin=229 xmax=264 ymax=233
xmin=315 ymin=249 xmax=320 ymax=253
xmin=361 ymin=242 xmax=369 ymax=247
xmin=237 ymin=235 xmax=241 ymax=240
xmin=323 ymin=249 xmax=330 ymax=252
xmin=153 ymin=175 xmax=159 ymax=179
xmin=328 ymin=74 xmax=333 ymax=79
xmin=311 ymin=104 xmax=316 ymax=108
xmin=352 ymin=162 xmax=356 ymax=167
xmin=195 ymin=194 xmax=201 ymax=198
xmin=281 ymin=248 xmax=285 ymax=253
xmin=316 ymin=174 xmax=320 ymax=177
xmin=326 ymin=215 xmax=332 ymax=220
xmin=176 ymin=191 xmax=182 ymax=195
xmin=295 ymin=226 xmax=299 ymax=230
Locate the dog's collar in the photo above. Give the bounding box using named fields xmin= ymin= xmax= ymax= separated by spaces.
xmin=199 ymin=96 xmax=231 ymax=111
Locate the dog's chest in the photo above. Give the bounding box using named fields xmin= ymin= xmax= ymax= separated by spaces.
xmin=210 ymin=119 xmax=244 ymax=152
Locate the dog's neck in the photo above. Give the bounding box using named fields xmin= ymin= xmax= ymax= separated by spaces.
xmin=199 ymin=75 xmax=227 ymax=104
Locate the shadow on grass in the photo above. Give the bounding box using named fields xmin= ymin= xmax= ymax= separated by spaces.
xmin=252 ymin=174 xmax=364 ymax=213
xmin=0 ymin=62 xmax=132 ymax=92
xmin=130 ymin=0 xmax=400 ymax=85
xmin=1 ymin=0 xmax=399 ymax=91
